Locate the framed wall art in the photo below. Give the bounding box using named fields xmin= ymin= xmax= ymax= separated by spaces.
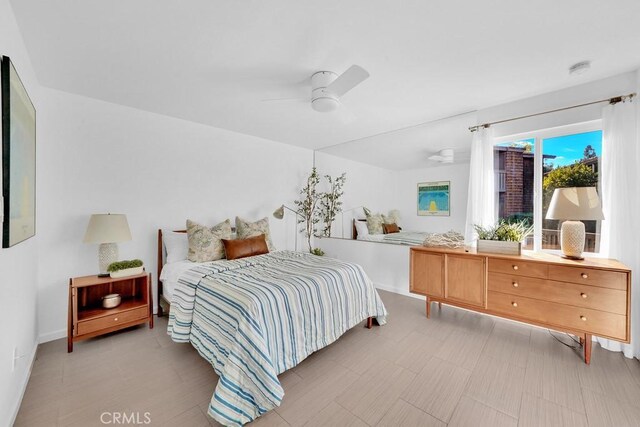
xmin=2 ymin=55 xmax=36 ymax=248
xmin=417 ymin=181 xmax=450 ymax=216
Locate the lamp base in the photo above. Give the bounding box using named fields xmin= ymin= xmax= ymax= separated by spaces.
xmin=98 ymin=242 xmax=119 ymax=275
xmin=560 ymin=220 xmax=585 ymax=259
xmin=561 ymin=254 xmax=585 ymax=260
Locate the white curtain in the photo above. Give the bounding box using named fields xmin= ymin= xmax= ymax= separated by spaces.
xmin=465 ymin=127 xmax=496 ymax=244
xmin=598 ymin=99 xmax=640 ymax=358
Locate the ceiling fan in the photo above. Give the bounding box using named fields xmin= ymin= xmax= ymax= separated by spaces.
xmin=428 ymin=149 xmax=454 ymax=164
xmin=263 ymin=65 xmax=370 ymax=113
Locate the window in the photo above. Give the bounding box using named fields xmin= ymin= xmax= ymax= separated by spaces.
xmin=494 ymin=122 xmax=603 ymax=253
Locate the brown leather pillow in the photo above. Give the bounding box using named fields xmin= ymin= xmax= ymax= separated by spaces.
xmin=222 ymin=234 xmax=269 ymax=260
xmin=382 ymin=223 xmax=400 ymax=234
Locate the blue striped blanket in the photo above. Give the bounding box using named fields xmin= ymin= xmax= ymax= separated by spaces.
xmin=383 ymin=231 xmax=430 ymax=246
xmin=167 ymin=251 xmax=387 ymax=426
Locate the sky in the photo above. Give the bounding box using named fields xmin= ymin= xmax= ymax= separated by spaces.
xmin=500 ymin=130 xmax=602 ymax=168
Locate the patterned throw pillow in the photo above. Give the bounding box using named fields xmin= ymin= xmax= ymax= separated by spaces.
xmin=186 ymin=219 xmax=233 ymax=262
xmin=235 ymin=216 xmax=275 ymax=252
xmin=365 ymin=212 xmax=384 ymax=235
xmin=383 ymin=210 xmax=401 ymax=225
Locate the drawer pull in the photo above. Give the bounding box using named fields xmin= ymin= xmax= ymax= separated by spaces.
xmin=580 ymin=315 xmax=587 ymax=321
xmin=114 ymin=317 xmax=119 ymax=321
xmin=581 ymin=273 xmax=588 ymax=279
xmin=581 ymin=293 xmax=588 ymax=299
xmin=512 ymin=302 xmax=518 ymax=307
xmin=513 ymin=265 xmax=519 ymax=271
xmin=512 ymin=282 xmax=519 ymax=288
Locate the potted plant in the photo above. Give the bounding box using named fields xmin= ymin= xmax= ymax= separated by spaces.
xmin=107 ymin=259 xmax=144 ymax=278
xmin=474 ymin=220 xmax=533 ymax=255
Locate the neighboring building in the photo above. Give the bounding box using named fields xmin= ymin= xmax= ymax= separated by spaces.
xmin=495 ymin=146 xmax=538 ymax=219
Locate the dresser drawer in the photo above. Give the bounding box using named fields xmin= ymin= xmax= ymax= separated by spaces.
xmin=488 ymin=258 xmax=547 ymax=279
xmin=77 ymin=306 xmax=149 ymax=336
xmin=548 ymin=265 xmax=627 ymax=290
xmin=488 ymin=273 xmax=627 ymax=315
xmin=488 ymin=291 xmax=627 ymax=341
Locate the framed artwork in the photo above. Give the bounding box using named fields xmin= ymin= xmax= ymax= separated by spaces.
xmin=417 ymin=181 xmax=450 ymax=216
xmin=2 ymin=56 xmax=36 ymax=248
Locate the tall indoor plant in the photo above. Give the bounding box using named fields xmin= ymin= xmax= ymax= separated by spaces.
xmin=318 ymin=173 xmax=346 ymax=237
xmin=294 ymin=167 xmax=321 ymax=252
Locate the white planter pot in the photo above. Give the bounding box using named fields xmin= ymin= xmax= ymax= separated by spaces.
xmin=477 ymin=240 xmax=522 ymax=256
xmin=109 ymin=266 xmax=144 ymax=278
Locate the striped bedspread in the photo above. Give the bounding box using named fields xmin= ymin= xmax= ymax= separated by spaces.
xmin=167 ymin=251 xmax=387 ymax=426
xmin=383 ymin=231 xmax=430 ymax=245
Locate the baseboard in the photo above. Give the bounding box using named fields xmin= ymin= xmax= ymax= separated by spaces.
xmin=9 ymin=340 xmax=38 ymax=426
xmin=374 ymin=283 xmax=423 ymax=300
xmin=38 ymin=329 xmax=66 ymax=344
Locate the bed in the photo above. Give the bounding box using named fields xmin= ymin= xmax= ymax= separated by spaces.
xmin=157 ymin=229 xmax=387 ymax=426
xmin=352 ymin=219 xmax=431 ymax=246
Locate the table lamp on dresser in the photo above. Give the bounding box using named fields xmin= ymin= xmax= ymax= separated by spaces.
xmin=83 ymin=213 xmax=132 ymax=276
xmin=545 ymin=187 xmax=604 ymax=259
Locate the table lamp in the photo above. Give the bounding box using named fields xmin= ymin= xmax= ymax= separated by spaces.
xmin=83 ymin=214 xmax=132 ymax=275
xmin=545 ymin=187 xmax=604 ymax=259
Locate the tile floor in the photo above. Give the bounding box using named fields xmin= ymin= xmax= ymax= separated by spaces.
xmin=15 ymin=290 xmax=640 ymax=426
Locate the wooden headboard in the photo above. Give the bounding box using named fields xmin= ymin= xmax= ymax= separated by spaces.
xmin=352 ymin=219 xmax=367 ymax=240
xmin=157 ymin=226 xmax=237 ymax=316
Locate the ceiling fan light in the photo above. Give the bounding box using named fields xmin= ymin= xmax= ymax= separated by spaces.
xmin=312 ymin=97 xmax=339 ymax=112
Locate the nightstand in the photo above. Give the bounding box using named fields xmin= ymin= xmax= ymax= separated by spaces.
xmin=67 ymin=272 xmax=153 ymax=352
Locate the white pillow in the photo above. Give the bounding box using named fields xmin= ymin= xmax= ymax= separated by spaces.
xmin=354 ymin=221 xmax=369 ymax=239
xmin=163 ymin=231 xmax=189 ymax=264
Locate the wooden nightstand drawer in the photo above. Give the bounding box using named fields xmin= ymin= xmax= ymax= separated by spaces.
xmin=488 ymin=273 xmax=627 ymax=315
xmin=488 ymin=291 xmax=627 ymax=341
xmin=488 ymin=258 xmax=547 ymax=279
xmin=548 ymin=265 xmax=627 ymax=290
xmin=77 ymin=306 xmax=149 ymax=336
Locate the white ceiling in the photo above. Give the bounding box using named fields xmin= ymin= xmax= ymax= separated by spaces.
xmin=10 ymin=0 xmax=640 ymax=153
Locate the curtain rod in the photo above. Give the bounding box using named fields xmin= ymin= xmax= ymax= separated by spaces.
xmin=468 ymin=93 xmax=636 ymax=132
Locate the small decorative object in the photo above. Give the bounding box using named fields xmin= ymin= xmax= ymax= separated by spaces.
xmin=107 ymin=259 xmax=144 ymax=278
xmin=310 ymin=248 xmax=325 ymax=256
xmin=474 ymin=220 xmax=533 ymax=255
xmin=423 ymin=230 xmax=465 ymax=248
xmin=83 ymin=214 xmax=132 ymax=276
xmin=418 ymin=181 xmax=450 ymax=216
xmin=102 ymin=293 xmax=121 ymax=309
xmin=545 ymin=187 xmax=603 ymax=259
xmin=2 ymin=56 xmax=36 ymax=248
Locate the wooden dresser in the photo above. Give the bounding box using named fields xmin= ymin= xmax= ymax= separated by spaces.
xmin=409 ymin=247 xmax=631 ymax=364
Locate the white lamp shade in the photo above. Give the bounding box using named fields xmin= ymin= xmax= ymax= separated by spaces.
xmin=83 ymin=214 xmax=132 ymax=244
xmin=546 ymin=187 xmax=604 ymax=221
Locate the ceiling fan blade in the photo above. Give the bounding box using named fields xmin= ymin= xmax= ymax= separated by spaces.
xmin=261 ymin=97 xmax=307 ymax=102
xmin=327 ymin=65 xmax=370 ymax=97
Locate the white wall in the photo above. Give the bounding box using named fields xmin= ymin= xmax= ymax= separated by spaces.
xmin=0 ymin=0 xmax=41 ymax=424
xmin=36 ymin=88 xmax=313 ymax=341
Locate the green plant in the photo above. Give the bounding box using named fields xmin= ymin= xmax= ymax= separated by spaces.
xmin=310 ymin=248 xmax=325 ymax=256
xmin=294 ymin=167 xmax=322 ymax=253
xmin=474 ymin=220 xmax=533 ymax=242
xmin=319 ymin=173 xmax=347 ymax=237
xmin=107 ymin=259 xmax=143 ymax=272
